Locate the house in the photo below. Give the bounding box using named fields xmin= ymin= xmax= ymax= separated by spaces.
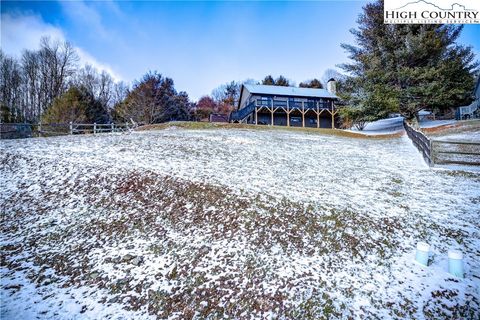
xmin=456 ymin=75 xmax=480 ymax=120
xmin=230 ymin=80 xmax=340 ymax=128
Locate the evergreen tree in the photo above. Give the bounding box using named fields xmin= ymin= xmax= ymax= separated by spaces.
xmin=168 ymin=91 xmax=193 ymax=121
xmin=1 ymin=51 xmax=23 ymax=122
xmin=274 ymin=75 xmax=290 ymax=86
xmin=0 ymin=103 xmax=14 ymax=123
xmin=41 ymin=86 xmax=109 ymax=124
xmin=260 ymin=75 xmax=291 ymax=87
xmin=262 ymin=75 xmax=275 ymax=85
xmin=299 ymin=79 xmax=323 ymax=89
xmin=223 ymin=81 xmax=239 ymax=106
xmin=42 ymin=87 xmax=85 ymax=124
xmin=340 ymin=0 xmax=478 ymax=121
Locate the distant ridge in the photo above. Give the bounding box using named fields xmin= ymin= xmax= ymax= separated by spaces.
xmin=395 ymin=0 xmax=476 ymax=11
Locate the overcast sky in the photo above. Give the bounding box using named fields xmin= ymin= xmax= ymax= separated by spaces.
xmin=2 ymin=0 xmax=479 ymax=101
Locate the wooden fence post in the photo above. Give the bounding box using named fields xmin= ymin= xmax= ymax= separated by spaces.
xmin=39 ymin=122 xmax=42 ymax=137
xmin=111 ymin=122 xmax=114 ymax=133
xmin=302 ymin=101 xmax=305 ymax=128
xmin=69 ymin=122 xmax=73 ymax=135
xmin=287 ymin=100 xmax=290 ymax=127
xmin=93 ymin=123 xmax=97 ymax=134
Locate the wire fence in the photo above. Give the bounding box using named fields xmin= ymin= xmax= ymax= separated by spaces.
xmin=0 ymin=122 xmax=132 ymax=140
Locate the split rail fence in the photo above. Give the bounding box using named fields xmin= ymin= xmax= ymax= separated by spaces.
xmin=0 ymin=122 xmax=132 ymax=139
xmin=403 ymin=121 xmax=480 ymax=167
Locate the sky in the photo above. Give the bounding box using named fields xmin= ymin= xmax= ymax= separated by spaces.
xmin=1 ymin=0 xmax=479 ymax=101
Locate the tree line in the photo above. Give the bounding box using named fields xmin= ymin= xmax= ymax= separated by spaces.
xmin=0 ymin=37 xmax=194 ymax=125
xmin=1 ymin=37 xmax=130 ymax=124
xmin=1 ymin=37 xmax=336 ymax=125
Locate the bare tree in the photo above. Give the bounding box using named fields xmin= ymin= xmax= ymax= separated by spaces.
xmin=211 ymin=79 xmax=256 ymax=108
xmin=0 ymin=50 xmax=23 ymax=122
xmin=321 ymin=69 xmax=345 ymax=87
xmin=15 ymin=37 xmax=79 ymax=122
xmin=38 ymin=37 xmax=79 ymax=112
xmin=75 ymin=65 xmax=114 ymax=109
xmin=21 ymin=49 xmax=40 ymax=121
xmin=75 ymin=65 xmax=98 ymax=96
xmin=112 ymin=81 xmax=129 ymax=107
xmin=98 ymin=71 xmax=113 ymax=108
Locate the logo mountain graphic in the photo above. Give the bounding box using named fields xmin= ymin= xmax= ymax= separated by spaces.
xmin=395 ymin=0 xmax=476 ymax=11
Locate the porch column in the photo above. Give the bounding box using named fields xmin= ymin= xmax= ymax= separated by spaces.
xmin=331 ymin=101 xmax=335 ymax=129
xmin=316 ymin=101 xmax=320 ymax=128
xmin=255 ymin=107 xmax=258 ymax=125
xmin=287 ymin=99 xmax=290 ymax=127
xmin=271 ymin=98 xmax=274 ymax=126
xmin=302 ymin=101 xmax=305 ymax=128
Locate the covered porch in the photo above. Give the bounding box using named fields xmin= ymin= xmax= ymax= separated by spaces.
xmin=243 ymin=98 xmax=339 ymax=129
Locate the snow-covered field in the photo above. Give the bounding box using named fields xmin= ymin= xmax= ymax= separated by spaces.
xmin=420 ymin=120 xmax=457 ymax=129
xmin=1 ymin=127 xmax=479 ymax=319
xmin=425 ymin=119 xmax=480 ymax=143
xmin=433 ymin=130 xmax=480 ymax=143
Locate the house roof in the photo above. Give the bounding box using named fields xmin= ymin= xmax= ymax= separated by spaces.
xmin=243 ymin=84 xmax=338 ymax=99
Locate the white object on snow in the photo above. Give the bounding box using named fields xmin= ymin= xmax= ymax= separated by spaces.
xmin=448 ymin=250 xmax=464 ymax=278
xmin=415 ymin=242 xmax=430 ymax=266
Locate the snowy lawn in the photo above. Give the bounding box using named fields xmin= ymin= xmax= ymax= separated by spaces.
xmin=423 ymin=120 xmax=480 ymax=167
xmin=427 ymin=120 xmax=480 ymax=143
xmin=1 ymin=126 xmax=479 ymax=319
xmin=419 ymin=120 xmax=457 ymax=129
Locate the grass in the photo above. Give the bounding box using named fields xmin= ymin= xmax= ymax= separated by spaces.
xmin=0 ymin=165 xmax=405 ymax=318
xmin=136 ymin=121 xmax=404 ymax=139
xmin=424 ymin=119 xmax=480 ymax=137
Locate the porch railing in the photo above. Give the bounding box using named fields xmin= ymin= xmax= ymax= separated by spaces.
xmin=230 ymin=98 xmax=334 ymax=122
xmin=253 ymin=98 xmax=331 ymax=110
xmin=230 ymin=101 xmax=257 ymax=122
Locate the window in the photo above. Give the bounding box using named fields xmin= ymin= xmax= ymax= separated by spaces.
xmin=259 ymin=96 xmax=271 ymax=107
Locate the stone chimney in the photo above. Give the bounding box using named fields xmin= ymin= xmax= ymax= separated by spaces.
xmin=327 ymin=78 xmax=336 ymax=94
